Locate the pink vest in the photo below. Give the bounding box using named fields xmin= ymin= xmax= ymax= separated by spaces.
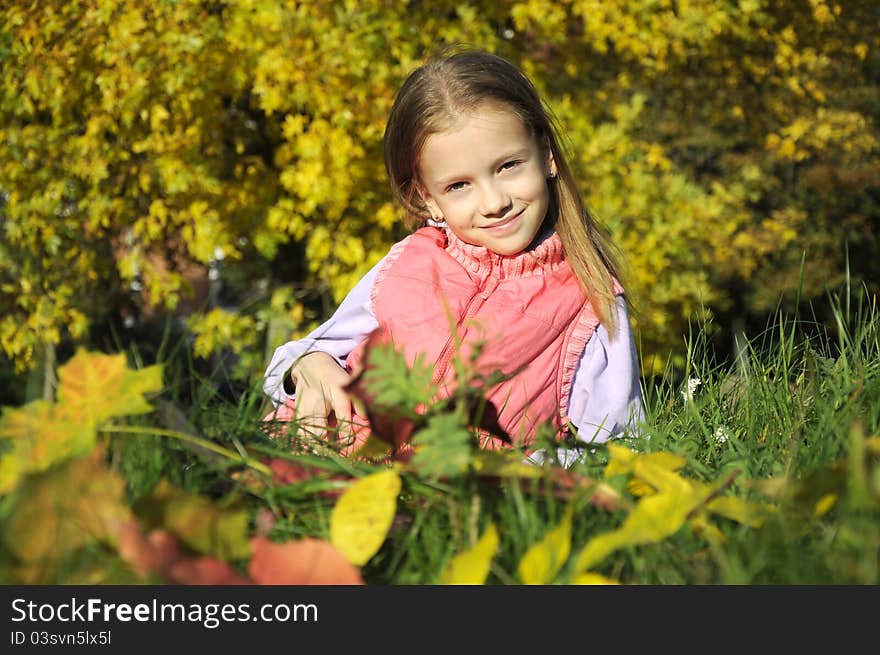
xmin=346 ymin=226 xmax=622 ymax=452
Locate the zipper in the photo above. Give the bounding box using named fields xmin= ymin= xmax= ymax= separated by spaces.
xmin=432 ymin=256 xmax=501 ymax=386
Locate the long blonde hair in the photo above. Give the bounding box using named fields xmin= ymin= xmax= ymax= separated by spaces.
xmin=383 ymin=49 xmax=624 ymax=334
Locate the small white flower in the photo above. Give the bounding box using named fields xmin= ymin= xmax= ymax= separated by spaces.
xmin=681 ymin=377 xmax=702 ymax=402
xmin=714 ymin=425 xmax=733 ymax=445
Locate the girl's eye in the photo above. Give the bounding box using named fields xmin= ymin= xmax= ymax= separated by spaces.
xmin=446 ymin=181 xmax=466 ymax=192
xmin=500 ymin=160 xmax=521 ymax=171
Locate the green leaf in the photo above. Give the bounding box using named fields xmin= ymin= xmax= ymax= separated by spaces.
xmin=410 ymin=413 xmax=473 ymax=479
xmin=441 ymin=523 xmax=499 ymax=585
xmin=362 ymin=342 xmax=436 ymax=410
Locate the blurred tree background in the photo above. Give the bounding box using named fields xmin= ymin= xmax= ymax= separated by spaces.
xmin=1 ymin=0 xmax=878 ymax=405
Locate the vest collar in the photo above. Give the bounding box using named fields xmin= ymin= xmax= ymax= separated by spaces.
xmin=442 ymin=225 xmax=566 ymax=278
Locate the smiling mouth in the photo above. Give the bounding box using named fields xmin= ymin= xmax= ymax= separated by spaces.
xmin=482 ymin=209 xmax=523 ymax=230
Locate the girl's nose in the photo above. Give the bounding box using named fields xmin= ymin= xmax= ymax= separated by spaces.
xmin=479 ymin=183 xmax=512 ymax=217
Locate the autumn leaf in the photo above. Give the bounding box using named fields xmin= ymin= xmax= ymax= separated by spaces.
xmin=56 ymin=348 xmax=163 ymax=430
xmin=258 ymin=457 xmax=353 ymax=499
xmin=0 ymin=451 xmax=133 ymax=582
xmin=134 ymin=480 xmax=251 ymax=561
xmin=249 ymin=536 xmax=363 ymax=585
xmin=571 ymin=572 xmax=621 ymax=585
xmin=266 ymin=457 xmax=322 ymax=484
xmin=441 ymin=523 xmax=499 ymax=585
xmin=688 ymin=514 xmax=727 ymax=547
xmin=0 ymin=350 xmax=163 ymax=496
xmin=574 ymin=482 xmax=707 ymax=574
xmin=605 ymin=444 xmax=687 ymax=479
xmin=471 ymin=450 xmax=542 ymax=479
xmin=706 ymin=496 xmax=774 ymax=528
xmin=330 ymin=468 xmax=402 ymax=566
xmin=0 ymin=400 xmax=88 ymax=494
xmin=117 ymin=524 xmax=251 ymax=585
xmin=518 ymin=505 xmax=574 ymax=584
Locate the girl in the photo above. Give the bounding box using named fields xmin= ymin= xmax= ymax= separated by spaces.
xmin=263 ymin=50 xmax=644 ymax=465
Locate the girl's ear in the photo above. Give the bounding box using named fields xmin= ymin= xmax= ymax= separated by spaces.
xmin=418 ymin=185 xmax=444 ymax=222
xmin=545 ymin=144 xmax=558 ymax=179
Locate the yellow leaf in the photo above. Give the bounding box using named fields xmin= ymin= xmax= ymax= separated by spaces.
xmin=0 ymin=400 xmax=89 ymax=494
xmin=572 ymin=572 xmax=621 ymax=585
xmin=689 ymin=514 xmax=727 ymax=547
xmin=518 ymin=506 xmax=573 ymax=585
xmin=56 ymin=349 xmax=163 ymax=430
xmin=813 ymin=493 xmax=837 ymax=517
xmin=605 ymin=446 xmax=686 ymax=480
xmin=707 ymin=495 xmax=773 ymax=527
xmin=1 ymin=452 xmax=132 ymax=582
xmin=144 ymin=481 xmax=252 ymax=561
xmin=641 ymin=451 xmax=687 ymax=472
xmin=575 ymin=485 xmax=706 ymax=573
xmin=632 ymin=458 xmax=695 ymax=495
xmin=441 ymin=523 xmax=499 ymax=585
xmin=471 ymin=450 xmax=542 ymax=478
xmin=330 ymin=469 xmax=401 ymax=566
xmin=627 ymin=478 xmax=656 ymax=497
xmin=604 ymin=443 xmax=637 ymax=477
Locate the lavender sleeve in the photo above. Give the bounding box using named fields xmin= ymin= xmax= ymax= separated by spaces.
xmin=566 ymin=295 xmax=645 ymax=443
xmin=262 ymin=260 xmax=382 ymax=407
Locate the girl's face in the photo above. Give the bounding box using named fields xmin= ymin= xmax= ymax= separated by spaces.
xmin=418 ymin=103 xmax=556 ymax=256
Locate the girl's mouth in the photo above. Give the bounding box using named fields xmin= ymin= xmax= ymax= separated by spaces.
xmin=482 ymin=209 xmax=523 ymax=231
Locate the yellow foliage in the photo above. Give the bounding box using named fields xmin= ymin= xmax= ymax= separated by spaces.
xmin=1 ymin=450 xmax=133 ymax=583
xmin=0 ymin=349 xmax=162 ymax=494
xmin=575 ymin=447 xmax=776 ymax=573
xmin=1 ymin=0 xmax=876 ymax=374
xmin=441 ymin=523 xmax=500 ymax=585
xmin=329 ymin=468 xmax=402 ymax=566
xmin=187 ymin=309 xmax=257 ymax=361
xmin=517 ymin=505 xmax=574 ymax=584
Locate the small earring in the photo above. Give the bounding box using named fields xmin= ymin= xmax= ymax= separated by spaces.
xmin=547 ymin=171 xmax=557 ymax=180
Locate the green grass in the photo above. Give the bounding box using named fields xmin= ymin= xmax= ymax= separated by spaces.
xmin=3 ymin=282 xmax=877 ymax=585
xmin=150 ymin=281 xmax=877 ymax=584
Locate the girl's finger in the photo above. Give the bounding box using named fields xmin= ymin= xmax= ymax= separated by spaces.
xmin=330 ymin=392 xmax=354 ymax=445
xmin=293 ymin=393 xmax=329 ymax=439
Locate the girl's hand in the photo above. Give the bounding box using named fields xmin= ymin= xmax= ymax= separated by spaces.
xmin=288 ymin=352 xmax=354 ymax=443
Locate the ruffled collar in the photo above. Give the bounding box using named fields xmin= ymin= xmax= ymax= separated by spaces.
xmin=442 ymin=225 xmax=566 ymax=279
